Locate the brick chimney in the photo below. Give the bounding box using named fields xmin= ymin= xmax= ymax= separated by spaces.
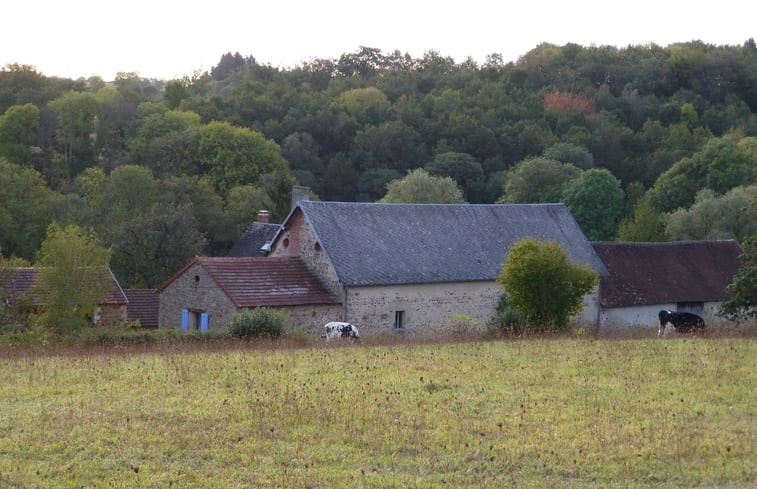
xmin=256 ymin=210 xmax=270 ymax=223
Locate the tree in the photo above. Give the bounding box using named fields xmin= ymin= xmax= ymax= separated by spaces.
xmin=542 ymin=142 xmax=594 ymax=169
xmin=617 ymin=195 xmax=668 ymax=242
xmin=719 ymin=233 xmax=757 ymax=322
xmin=664 ymin=185 xmax=757 ymax=241
xmin=198 ymin=121 xmax=292 ymax=196
xmin=497 ymin=239 xmax=598 ymax=331
xmin=0 ymin=158 xmax=60 ymax=260
xmin=0 ymin=103 xmax=40 ymax=165
xmin=425 ymin=152 xmax=484 ymax=202
xmin=31 ymin=223 xmax=111 ymax=335
xmin=498 ymin=157 xmax=582 ymax=203
xmin=48 ymin=90 xmax=98 ymax=178
xmin=380 ymin=168 xmax=465 ymax=204
xmin=562 ymin=169 xmax=624 ymax=241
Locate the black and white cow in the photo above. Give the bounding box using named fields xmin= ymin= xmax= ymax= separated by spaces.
xmin=323 ymin=321 xmax=360 ymax=342
xmin=658 ymin=310 xmax=706 ymax=336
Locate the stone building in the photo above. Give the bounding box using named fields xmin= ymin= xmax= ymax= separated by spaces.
xmin=592 ymin=240 xmax=744 ymax=333
xmin=268 ymin=201 xmax=607 ymax=335
xmin=0 ymin=267 xmax=128 ymax=326
xmin=157 ymin=256 xmax=340 ymax=331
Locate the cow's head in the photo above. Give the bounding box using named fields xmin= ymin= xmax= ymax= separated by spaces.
xmin=658 ymin=310 xmax=672 ymax=337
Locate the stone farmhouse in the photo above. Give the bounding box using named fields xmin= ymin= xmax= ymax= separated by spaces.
xmin=592 ymin=240 xmax=743 ymax=332
xmin=157 ymin=255 xmax=340 ymax=332
xmin=158 ymin=201 xmax=608 ymax=335
xmin=0 ymin=267 xmax=128 ymax=326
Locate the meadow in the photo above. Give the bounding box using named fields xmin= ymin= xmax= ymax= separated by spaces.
xmin=0 ymin=336 xmax=754 ymax=488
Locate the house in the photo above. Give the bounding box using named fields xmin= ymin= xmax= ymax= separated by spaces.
xmin=124 ymin=289 xmax=159 ymax=328
xmin=267 ymin=201 xmax=607 ymax=335
xmin=157 ymin=256 xmax=340 ymax=331
xmin=227 ymin=210 xmax=281 ymax=257
xmin=0 ymin=267 xmax=128 ymax=325
xmin=592 ymin=240 xmax=743 ymax=332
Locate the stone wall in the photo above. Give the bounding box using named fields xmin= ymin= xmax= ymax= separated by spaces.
xmin=94 ymin=304 xmax=127 ymax=326
xmin=343 ymin=281 xmax=503 ymax=336
xmin=158 ymin=262 xmax=237 ymax=331
xmin=270 ymin=210 xmax=342 ymax=297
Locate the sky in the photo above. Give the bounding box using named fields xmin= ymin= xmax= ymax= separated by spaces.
xmin=2 ymin=1 xmax=755 ymax=81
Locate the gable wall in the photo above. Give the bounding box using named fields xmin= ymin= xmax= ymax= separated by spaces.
xmin=270 ymin=210 xmax=343 ymax=296
xmin=158 ymin=263 xmax=237 ymax=331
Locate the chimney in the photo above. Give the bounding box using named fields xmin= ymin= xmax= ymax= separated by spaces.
xmin=256 ymin=210 xmax=270 ymax=223
xmin=291 ymin=186 xmax=310 ymax=210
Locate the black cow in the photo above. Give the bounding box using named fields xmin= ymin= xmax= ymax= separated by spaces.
xmin=658 ymin=310 xmax=705 ymax=336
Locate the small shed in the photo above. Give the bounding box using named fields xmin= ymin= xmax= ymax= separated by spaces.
xmin=156 ymin=256 xmax=341 ymax=332
xmin=592 ymin=240 xmax=742 ymax=332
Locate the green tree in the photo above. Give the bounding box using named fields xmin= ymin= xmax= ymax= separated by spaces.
xmin=425 ymin=152 xmax=484 ymax=202
xmin=380 ymin=168 xmax=465 ymax=204
xmin=664 ymin=185 xmax=757 ymax=241
xmin=617 ymin=195 xmax=668 ymax=242
xmin=719 ymin=233 xmax=757 ymax=322
xmin=562 ymin=169 xmax=624 ymax=241
xmin=497 ymin=239 xmax=598 ymax=331
xmin=31 ymin=223 xmax=111 ymax=335
xmin=0 ymin=158 xmax=60 ymax=260
xmin=542 ymin=142 xmax=594 ymax=169
xmin=198 ymin=121 xmax=292 ymax=196
xmin=0 ymin=103 xmax=40 ymax=165
xmin=48 ymin=90 xmax=98 ymax=178
xmin=648 ymin=135 xmax=757 ymax=213
xmin=498 ymin=157 xmax=582 ymax=203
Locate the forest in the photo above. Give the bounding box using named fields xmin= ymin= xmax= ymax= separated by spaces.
xmin=1 ymin=40 xmax=756 ymax=289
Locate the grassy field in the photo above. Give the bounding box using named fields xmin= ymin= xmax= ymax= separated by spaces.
xmin=0 ymin=337 xmax=754 ymax=488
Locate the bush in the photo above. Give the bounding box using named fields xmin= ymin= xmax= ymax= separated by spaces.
xmin=229 ymin=308 xmax=286 ymax=339
xmin=486 ymin=294 xmax=524 ymax=335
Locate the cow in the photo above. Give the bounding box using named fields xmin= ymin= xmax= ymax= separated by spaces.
xmin=658 ymin=310 xmax=706 ymax=337
xmin=322 ymin=321 xmax=360 ymax=342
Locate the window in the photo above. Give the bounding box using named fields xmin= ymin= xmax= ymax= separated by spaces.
xmin=394 ymin=310 xmax=405 ymax=331
xmin=182 ymin=309 xmax=209 ymax=332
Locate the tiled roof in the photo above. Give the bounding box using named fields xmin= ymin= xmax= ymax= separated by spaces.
xmin=124 ymin=289 xmax=159 ymax=327
xmin=0 ymin=267 xmax=128 ymax=305
xmin=158 ymin=256 xmax=340 ymax=307
xmin=227 ymin=222 xmax=281 ymax=257
xmin=592 ymin=241 xmax=742 ymax=307
xmin=287 ymin=201 xmax=607 ymax=286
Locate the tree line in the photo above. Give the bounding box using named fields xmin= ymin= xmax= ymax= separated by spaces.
xmin=1 ymin=40 xmax=756 ymax=290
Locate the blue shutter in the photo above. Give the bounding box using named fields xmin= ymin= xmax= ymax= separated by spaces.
xmin=200 ymin=313 xmax=209 ymax=332
xmin=181 ymin=309 xmax=189 ymax=331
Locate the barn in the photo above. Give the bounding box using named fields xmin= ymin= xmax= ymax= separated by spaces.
xmin=592 ymin=240 xmax=743 ymax=333
xmin=268 ymin=201 xmax=607 ymax=336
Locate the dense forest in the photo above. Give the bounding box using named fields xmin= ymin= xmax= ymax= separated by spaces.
xmin=1 ymin=40 xmax=756 ymax=288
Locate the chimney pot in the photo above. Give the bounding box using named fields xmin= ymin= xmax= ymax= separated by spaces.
xmin=256 ymin=210 xmax=270 ymax=223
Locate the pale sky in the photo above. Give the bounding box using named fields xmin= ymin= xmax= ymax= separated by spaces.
xmin=2 ymin=1 xmax=755 ymax=81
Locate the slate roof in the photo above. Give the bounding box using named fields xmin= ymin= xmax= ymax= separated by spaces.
xmin=286 ymin=201 xmax=607 ymax=286
xmin=227 ymin=222 xmax=282 ymax=257
xmin=124 ymin=289 xmax=159 ymax=327
xmin=0 ymin=267 xmax=128 ymax=305
xmin=157 ymin=256 xmax=340 ymax=307
xmin=592 ymin=241 xmax=742 ymax=308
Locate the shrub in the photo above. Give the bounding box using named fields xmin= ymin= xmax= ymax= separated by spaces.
xmin=486 ymin=294 xmax=524 ymax=335
xmin=229 ymin=308 xmax=286 ymax=339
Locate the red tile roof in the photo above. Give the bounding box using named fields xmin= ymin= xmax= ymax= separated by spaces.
xmin=124 ymin=289 xmax=159 ymax=327
xmin=157 ymin=256 xmax=340 ymax=307
xmin=0 ymin=267 xmax=128 ymax=305
xmin=592 ymin=241 xmax=742 ymax=308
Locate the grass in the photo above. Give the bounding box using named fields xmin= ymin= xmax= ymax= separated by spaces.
xmin=0 ymin=336 xmax=754 ymax=488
